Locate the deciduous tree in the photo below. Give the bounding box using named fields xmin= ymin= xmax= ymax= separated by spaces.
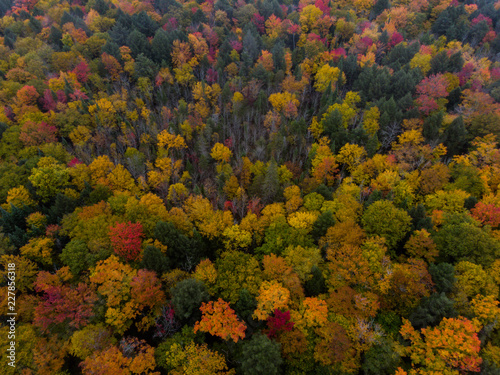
xmin=194 ymin=298 xmax=246 ymax=342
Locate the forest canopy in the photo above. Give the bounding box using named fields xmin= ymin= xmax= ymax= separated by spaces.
xmin=0 ymin=0 xmax=500 ymax=373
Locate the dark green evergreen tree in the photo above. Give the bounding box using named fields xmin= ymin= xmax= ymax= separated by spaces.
xmin=238 ymin=333 xmax=283 ymax=375
xmin=170 ymin=278 xmax=210 ymax=323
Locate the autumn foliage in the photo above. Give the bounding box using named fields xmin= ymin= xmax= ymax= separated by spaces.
xmin=194 ymin=298 xmax=246 ymax=342
xmin=109 ymin=222 xmax=144 ymax=261
xmin=1 ymin=0 xmax=500 ymax=373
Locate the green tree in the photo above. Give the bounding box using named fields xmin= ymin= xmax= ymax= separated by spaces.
xmin=362 ymin=200 xmax=412 ymax=251
xmin=60 ymin=239 xmax=96 ymax=276
xmin=361 ymin=337 xmax=400 ymax=375
xmin=215 ymin=251 xmax=263 ymax=304
xmin=262 ymin=159 xmax=280 ymax=203
xmin=311 ymin=210 xmax=336 ymax=243
xmin=127 ymin=30 xmax=151 ymax=59
xmin=170 ymin=278 xmax=210 ymax=324
xmin=140 ymin=245 xmax=170 ymax=276
xmin=433 ymin=214 xmax=500 ymax=267
xmin=409 ymin=292 xmax=457 ymax=329
xmin=429 ymin=262 xmax=455 ymax=294
xmin=238 ymin=333 xmax=283 ymax=375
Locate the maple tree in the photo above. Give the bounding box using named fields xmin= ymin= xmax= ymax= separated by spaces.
xmin=266 ymin=309 xmax=294 ymax=338
xmin=194 ymin=298 xmax=246 ymax=342
xmin=314 ymin=321 xmax=356 ymax=370
xmin=215 ymin=250 xmax=263 ymax=304
xmin=89 ymin=256 xmax=143 ymax=334
xmin=385 ymin=258 xmax=434 ymax=315
xmin=33 ymin=273 xmax=97 ymax=334
xmin=81 ymin=338 xmax=160 ymax=375
xmin=398 ymin=317 xmax=482 ymax=374
xmin=415 ymin=74 xmax=450 ymax=115
xmin=253 ymin=280 xmax=291 ymax=320
xmin=109 ymin=221 xmax=144 ymax=262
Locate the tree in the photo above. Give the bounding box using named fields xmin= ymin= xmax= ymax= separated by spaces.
xmin=171 ymin=278 xmax=210 ymax=323
xmin=266 ymin=309 xmax=294 ymax=338
xmin=90 ymin=256 xmax=141 ymax=334
xmin=0 ymin=255 xmax=37 ymax=293
xmin=362 ymin=337 xmax=401 ymax=375
xmin=165 ymin=342 xmax=234 ymax=375
xmin=215 ymin=251 xmax=263 ymax=304
xmin=20 ymin=237 xmax=54 ymax=265
xmin=409 ymin=292 xmax=457 ymax=329
xmin=253 ymin=281 xmax=291 ymax=320
xmin=81 ymin=338 xmax=159 ymax=375
xmin=109 ymin=221 xmax=144 ymax=262
xmin=262 ymin=159 xmax=280 ymax=203
xmin=387 ymin=258 xmax=433 ymax=311
xmin=326 ymin=243 xmax=376 ymax=291
xmin=19 ymin=121 xmax=57 ymax=147
xmin=239 ymin=333 xmax=283 ymax=375
xmin=282 ymin=245 xmax=322 ymax=283
xmin=101 ymin=52 xmax=122 ymax=81
xmin=70 ymin=324 xmax=115 ymax=359
xmin=262 ymin=254 xmax=304 ymax=299
xmin=291 ymin=297 xmax=328 ymax=333
xmin=34 ymin=268 xmax=97 ymax=334
xmin=0 ymin=324 xmax=37 ymax=374
xmin=16 ymin=85 xmax=39 ymax=106
xmin=314 ymin=64 xmax=342 ymax=93
xmin=129 ymin=269 xmax=166 ymax=331
xmin=362 ymin=200 xmax=412 ymax=251
xmin=184 ymin=196 xmax=233 ymax=240
xmin=398 ymin=317 xmax=482 ymax=374
xmin=404 ymin=229 xmax=438 ymax=263
xmin=154 ymin=221 xmax=202 ymax=270
xmin=314 ymin=321 xmax=355 ymax=370
xmin=429 ymin=263 xmax=455 ymax=294
xmin=140 ymin=245 xmax=170 ymax=275
xmin=28 ymin=157 xmax=70 ymax=202
xmin=415 ymin=74 xmax=449 ymax=115
xmin=194 ymin=298 xmax=246 ymax=342
xmin=127 ymin=30 xmax=151 ymax=58
xmin=433 ymin=215 xmax=500 ymax=267
xmin=471 ymin=202 xmax=500 ymax=228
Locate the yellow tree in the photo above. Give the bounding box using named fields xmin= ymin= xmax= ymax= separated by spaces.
xmin=314 ymin=64 xmax=342 ymax=93
xmin=165 ymin=342 xmax=235 ymax=375
xmin=253 ymin=281 xmax=291 ymax=320
xmin=291 ymin=297 xmax=328 ymax=333
xmin=90 ymin=257 xmax=164 ymax=334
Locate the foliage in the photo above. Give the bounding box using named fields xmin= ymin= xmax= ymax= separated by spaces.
xmin=109 ymin=221 xmax=144 ymax=262
xmin=238 ymin=333 xmax=282 ymax=375
xmin=194 ymin=298 xmax=246 ymax=342
xmin=165 ymin=342 xmax=234 ymax=375
xmin=170 ymin=278 xmax=210 ymax=323
xmin=362 ymin=200 xmax=412 ymax=250
xmin=1 ymin=0 xmax=499 ymax=372
xmin=81 ymin=338 xmax=159 ymax=375
xmin=398 ymin=317 xmax=482 ymax=374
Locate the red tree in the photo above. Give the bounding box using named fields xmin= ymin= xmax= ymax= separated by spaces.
xmin=19 ymin=121 xmax=58 ymax=146
xmin=415 ymin=74 xmax=449 ymax=115
xmin=109 ymin=221 xmax=144 ymax=261
xmin=34 ymin=271 xmax=97 ymax=333
xmin=266 ymin=309 xmax=294 ymax=338
xmin=471 ymin=202 xmax=500 ymax=228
